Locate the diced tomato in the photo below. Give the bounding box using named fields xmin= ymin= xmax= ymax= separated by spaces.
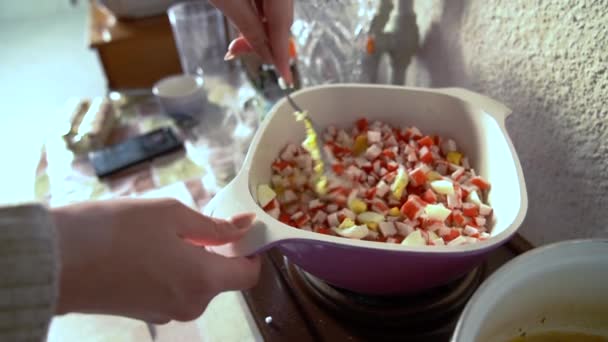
xmin=422 ymin=189 xmax=437 ymax=204
xmin=279 ymin=213 xmax=291 ymax=225
xmin=471 ymin=176 xmax=491 ymax=190
xmin=337 ymin=213 xmax=346 ymax=223
xmin=356 ymin=118 xmax=369 ymax=131
xmin=444 ymin=229 xmax=461 ymax=242
xmin=418 ymin=135 xmax=434 ymax=147
xmin=332 ymin=163 xmax=346 ymax=175
xmin=462 ymin=203 xmax=479 ymax=217
xmin=410 ymin=167 xmax=428 ymax=186
xmin=420 ymin=151 xmax=434 ymax=164
xmin=471 ymin=233 xmax=480 ymax=238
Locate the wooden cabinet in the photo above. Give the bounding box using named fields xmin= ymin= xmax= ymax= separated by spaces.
xmin=88 ymin=2 xmax=182 ymax=90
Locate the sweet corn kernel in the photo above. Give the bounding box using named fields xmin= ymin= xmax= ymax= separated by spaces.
xmin=426 ymin=171 xmax=442 ymax=181
xmin=388 ymin=207 xmax=401 ymax=217
xmin=348 ymin=198 xmax=368 ymax=214
xmin=447 ymin=151 xmax=463 ymax=165
xmin=352 ymin=134 xmax=368 ymax=156
xmin=366 ymin=222 xmax=379 ymax=231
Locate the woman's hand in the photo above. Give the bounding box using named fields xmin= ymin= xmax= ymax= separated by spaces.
xmin=52 ymin=198 xmax=260 ymax=324
xmin=211 ymin=0 xmax=294 ymax=85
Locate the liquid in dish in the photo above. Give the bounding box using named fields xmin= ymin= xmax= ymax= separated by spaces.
xmin=509 ymin=331 xmax=608 ymax=342
xmin=257 ymin=118 xmax=493 ymax=246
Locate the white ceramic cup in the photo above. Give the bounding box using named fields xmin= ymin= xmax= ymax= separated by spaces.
xmin=153 ymin=74 xmax=207 ymax=122
xmin=451 ymin=239 xmax=608 ymax=341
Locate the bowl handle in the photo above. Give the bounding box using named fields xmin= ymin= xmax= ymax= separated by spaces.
xmin=435 ymin=88 xmax=512 ymax=123
xmin=202 ymin=174 xmax=293 ymax=257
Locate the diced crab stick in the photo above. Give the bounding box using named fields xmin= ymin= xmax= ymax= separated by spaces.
xmin=418 ymin=135 xmax=434 ymax=147
xmin=401 ymin=195 xmax=426 ymax=220
xmin=365 ymin=144 xmax=383 ymax=160
xmin=376 ymin=181 xmax=390 ymax=198
xmin=447 ymin=192 xmax=462 ymax=209
xmin=379 ymin=221 xmax=397 ymax=236
xmin=266 ymin=207 xmax=280 ymax=219
xmin=474 ymin=216 xmax=487 ymax=226
xmin=462 ymin=202 xmax=479 ymax=217
xmin=443 ymin=228 xmax=461 ymax=242
xmin=422 ymin=189 xmax=438 ymax=204
xmin=471 ymin=176 xmax=491 ymax=190
xmin=327 ymin=213 xmax=340 ymax=227
xmin=326 ymin=204 xmax=339 ymax=213
xmin=409 ymin=167 xmax=427 ymax=186
xmin=409 ymin=127 xmax=423 ymax=139
xmin=395 ymin=221 xmax=415 ymax=236
xmin=451 ymin=167 xmax=465 ymax=182
xmin=451 ymin=210 xmax=466 ymax=226
xmin=371 ymin=199 xmax=390 ymax=215
xmin=464 ymin=225 xmax=480 ymax=236
xmin=263 ymin=118 xmax=493 ymax=246
xmin=308 ymin=198 xmax=325 ymax=210
xmin=340 ymin=208 xmax=357 ymax=221
xmin=479 ymin=203 xmax=493 ymax=216
xmin=367 ymin=130 xmax=382 ymax=144
xmin=312 ymin=210 xmax=328 ymax=224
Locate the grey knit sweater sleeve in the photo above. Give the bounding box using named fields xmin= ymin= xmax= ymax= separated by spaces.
xmin=0 ymin=204 xmax=58 ymax=342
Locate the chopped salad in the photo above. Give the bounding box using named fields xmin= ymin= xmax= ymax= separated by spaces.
xmin=257 ymin=118 xmax=493 ymax=246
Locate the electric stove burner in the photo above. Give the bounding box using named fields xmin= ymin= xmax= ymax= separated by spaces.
xmin=285 ymin=260 xmax=484 ymax=340
xmin=242 ymin=238 xmax=532 ymax=342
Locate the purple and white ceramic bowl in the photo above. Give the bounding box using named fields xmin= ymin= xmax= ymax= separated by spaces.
xmin=205 ymin=84 xmax=528 ymax=295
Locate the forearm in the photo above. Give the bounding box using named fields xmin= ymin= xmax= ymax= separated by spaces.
xmin=0 ymin=204 xmax=58 ymax=341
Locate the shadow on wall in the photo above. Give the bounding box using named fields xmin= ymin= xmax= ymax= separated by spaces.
xmin=416 ymin=0 xmax=468 ymax=88
xmin=412 ymin=0 xmax=607 ymax=243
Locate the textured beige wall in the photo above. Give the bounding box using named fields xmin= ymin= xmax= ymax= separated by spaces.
xmin=406 ymin=0 xmax=607 ymax=245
